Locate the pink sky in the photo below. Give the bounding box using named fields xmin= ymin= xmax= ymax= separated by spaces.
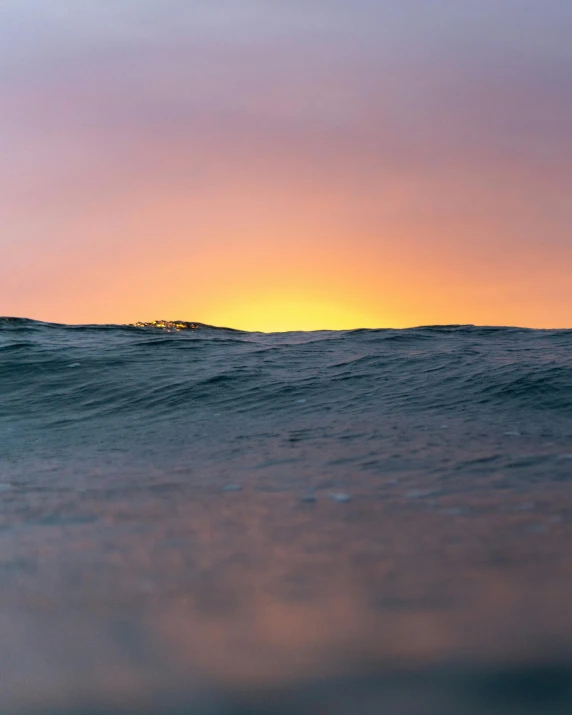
xmin=1 ymin=1 xmax=571 ymax=329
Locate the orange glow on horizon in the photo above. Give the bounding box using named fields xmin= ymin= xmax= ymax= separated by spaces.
xmin=204 ymin=293 xmax=386 ymax=333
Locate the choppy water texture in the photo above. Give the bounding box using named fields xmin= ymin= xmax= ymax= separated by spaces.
xmin=1 ymin=317 xmax=572 ymax=714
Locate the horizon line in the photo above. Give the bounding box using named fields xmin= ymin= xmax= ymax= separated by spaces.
xmin=2 ymin=316 xmax=571 ymax=334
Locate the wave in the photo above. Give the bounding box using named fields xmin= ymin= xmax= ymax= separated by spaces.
xmin=1 ymin=317 xmax=571 ymax=423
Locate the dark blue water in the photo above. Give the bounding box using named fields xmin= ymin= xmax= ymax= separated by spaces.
xmin=1 ymin=317 xmax=572 ymax=714
xmin=2 ymin=319 xmax=571 ymax=423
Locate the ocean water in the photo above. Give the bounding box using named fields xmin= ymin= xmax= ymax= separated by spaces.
xmin=1 ymin=317 xmax=572 ymax=713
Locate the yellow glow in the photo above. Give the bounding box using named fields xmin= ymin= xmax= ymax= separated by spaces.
xmin=206 ymin=293 xmax=386 ymax=332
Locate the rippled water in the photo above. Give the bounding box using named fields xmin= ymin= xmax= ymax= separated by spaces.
xmin=1 ymin=318 xmax=572 ymax=713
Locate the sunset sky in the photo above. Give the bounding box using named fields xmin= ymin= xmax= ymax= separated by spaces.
xmin=1 ymin=1 xmax=571 ymax=331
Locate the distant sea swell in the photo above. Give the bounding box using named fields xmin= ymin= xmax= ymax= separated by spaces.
xmin=1 ymin=317 xmax=571 ymax=426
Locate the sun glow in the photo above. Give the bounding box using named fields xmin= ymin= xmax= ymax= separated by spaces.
xmin=206 ymin=294 xmax=384 ymax=333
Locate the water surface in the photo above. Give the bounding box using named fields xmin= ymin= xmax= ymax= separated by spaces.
xmin=1 ymin=318 xmax=572 ymax=713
